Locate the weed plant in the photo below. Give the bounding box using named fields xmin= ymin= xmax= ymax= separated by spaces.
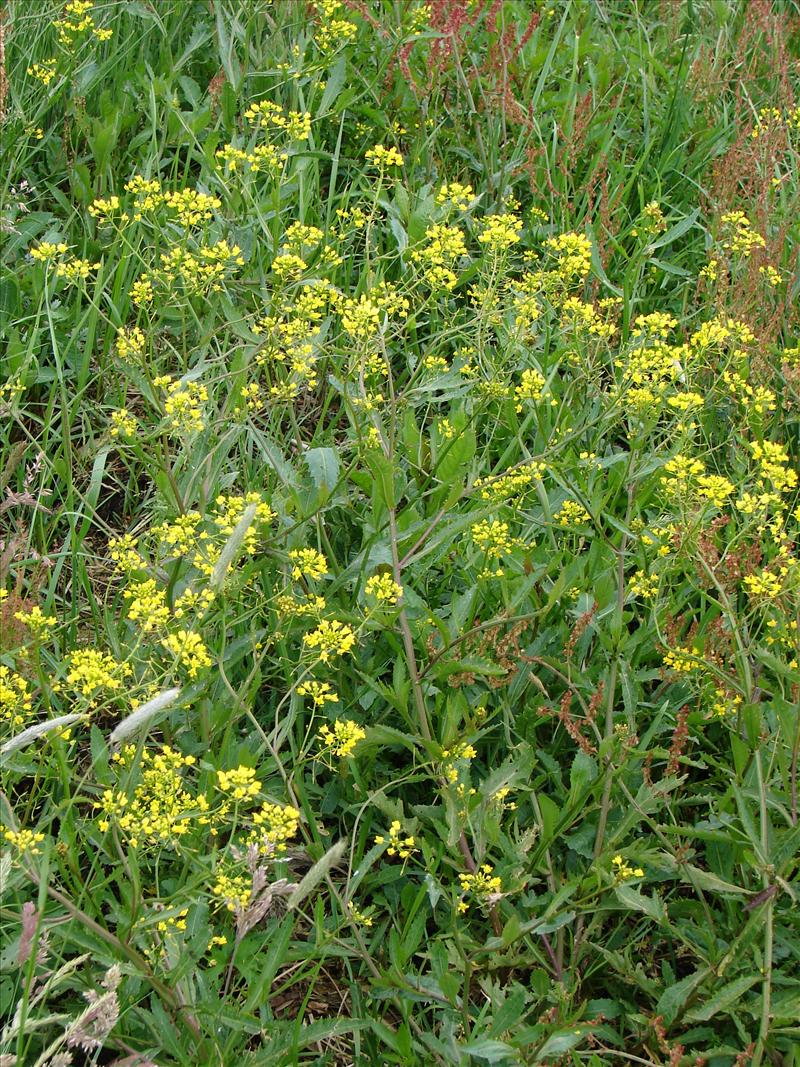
xmin=1 ymin=1 xmax=799 ymax=1065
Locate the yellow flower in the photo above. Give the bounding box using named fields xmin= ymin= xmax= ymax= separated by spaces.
xmin=123 ymin=579 xmax=170 ymax=631
xmin=436 ymin=182 xmax=474 ymax=211
xmin=250 ymin=802 xmax=300 ymax=853
xmin=27 ymin=60 xmax=57 ymax=86
xmin=365 ymin=573 xmax=402 ymax=605
xmin=478 ymin=213 xmax=523 ymax=251
xmin=743 ymin=570 xmax=783 ymax=600
xmin=629 ymin=570 xmax=658 ymax=600
xmin=217 ymin=765 xmax=261 ymax=800
xmin=211 ymin=870 xmax=252 ymax=913
xmin=161 ymin=631 xmax=212 ymax=678
xmin=116 ymin=325 xmax=146 ymax=359
xmin=471 ymin=519 xmax=522 ymax=560
xmin=318 ymin=719 xmax=366 ymax=758
xmin=663 ymin=645 xmax=700 ymax=673
xmin=0 ymin=666 xmax=34 ymax=728
xmin=2 ymin=827 xmax=46 ymax=856
xmin=66 ymin=649 xmax=131 ymax=700
xmin=303 ymin=619 xmax=356 ymax=662
xmin=97 ymin=744 xmax=199 ymax=848
xmin=555 ymin=500 xmax=591 ymax=527
xmin=346 ymin=901 xmax=373 ymax=927
xmin=160 ymin=378 xmax=209 ymax=435
xmin=30 ymin=240 xmax=68 ymax=262
xmin=110 ymin=409 xmax=137 ymax=438
xmin=514 ymin=367 xmax=545 ymax=409
xmin=458 ymin=864 xmax=503 ymax=911
xmin=297 ymin=680 xmax=339 ymax=706
xmin=375 ymin=819 xmax=416 ymax=859
xmin=289 ymin=548 xmax=328 ymax=580
xmin=612 ymin=854 xmax=644 ymax=880
xmin=14 ymin=606 xmax=57 ymax=638
xmin=720 ymin=211 xmax=766 ymax=256
xmin=365 ymin=144 xmax=404 ymax=168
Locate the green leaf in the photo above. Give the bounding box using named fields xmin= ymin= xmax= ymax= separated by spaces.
xmin=460 ymin=1038 xmax=515 ymax=1061
xmin=614 ymin=883 xmax=667 ymax=924
xmin=686 ymin=974 xmax=759 ymax=1021
xmin=305 ymin=446 xmax=340 ymax=498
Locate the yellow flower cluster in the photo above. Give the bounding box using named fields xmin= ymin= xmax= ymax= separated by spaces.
xmin=365 ymin=144 xmax=404 ymax=168
xmin=30 ymin=240 xmax=68 ymax=262
xmin=303 ymin=619 xmax=357 ymax=662
xmin=2 ymin=827 xmax=46 ymax=856
xmin=559 ymin=297 xmax=617 ymax=339
xmin=612 ymin=854 xmax=644 ymax=879
xmin=555 ymin=500 xmax=591 ymax=527
xmin=211 ymin=870 xmax=252 ymax=913
xmin=544 ymin=232 xmax=592 ymax=283
xmin=750 ymin=441 xmax=797 ymax=495
xmin=96 ymin=745 xmax=203 ymax=848
xmin=743 ymin=569 xmax=784 ymax=600
xmin=458 ymin=864 xmax=502 ymax=912
xmin=0 ymin=667 xmax=34 ymax=729
xmin=161 ymin=630 xmax=212 ymax=678
xmin=365 ymin=573 xmax=402 ymax=604
xmin=411 ymin=223 xmax=467 ymax=290
xmin=313 ymin=0 xmax=358 ymax=52
xmin=88 ymin=194 xmax=121 ymax=221
xmin=441 ymin=741 xmax=477 ymax=784
xmin=217 ymin=766 xmax=261 ymax=800
xmin=110 ymin=409 xmax=137 ymax=438
xmin=53 ymin=0 xmax=112 ymax=46
xmin=720 ymin=211 xmax=766 ymax=256
xmin=116 ymin=325 xmax=145 ymax=359
xmin=27 ymin=61 xmax=57 ymax=86
xmin=163 ymin=189 xmax=221 ymax=227
xmin=750 ymin=106 xmax=782 ymax=138
xmin=436 ymin=182 xmax=474 ymax=211
xmin=471 ymin=519 xmax=523 ymax=561
xmin=478 ymin=213 xmax=523 ymax=251
xmin=244 ymin=101 xmax=311 ymax=140
xmin=475 ymin=463 xmax=544 ymax=504
xmin=290 ymin=548 xmax=328 ymax=580
xmin=159 ymin=241 xmax=244 ymax=295
xmin=663 ymin=645 xmax=700 ymax=673
xmin=66 ymin=649 xmax=131 ymax=701
xmin=55 ymin=256 xmax=101 ymax=282
xmin=631 ymin=201 xmax=666 ymax=237
xmin=154 ymin=376 xmax=208 ymax=435
xmin=123 ymin=579 xmax=170 ymax=632
xmin=514 ymin=367 xmax=545 ymax=409
xmin=710 ymin=690 xmax=743 ymax=717
xmin=297 ymin=680 xmax=339 ymax=706
xmin=629 ymin=570 xmax=659 ymax=600
xmin=213 ymin=492 xmax=274 ymax=554
xmin=108 ymin=534 xmax=141 ymax=572
xmin=14 ymin=606 xmax=57 ymax=638
xmin=250 ymin=802 xmax=300 ymax=854
xmin=318 ymin=719 xmax=366 ymax=758
xmin=375 ymin=820 xmax=416 ymax=859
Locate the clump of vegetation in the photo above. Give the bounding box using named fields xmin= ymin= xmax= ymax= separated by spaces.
xmin=1 ymin=1 xmax=799 ymax=1065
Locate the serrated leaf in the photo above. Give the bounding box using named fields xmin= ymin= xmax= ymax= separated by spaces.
xmin=614 ymin=884 xmax=667 ymax=924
